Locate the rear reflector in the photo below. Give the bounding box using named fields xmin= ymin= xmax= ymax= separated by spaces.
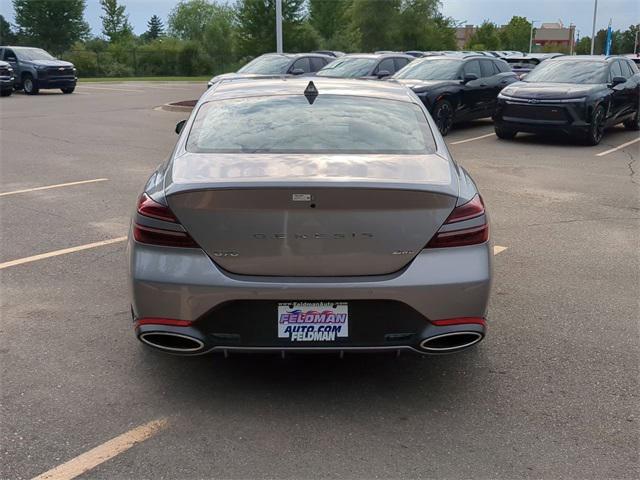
xmin=426 ymin=194 xmax=488 ymax=248
xmin=134 ymin=193 xmax=199 ymax=248
xmin=430 ymin=317 xmax=486 ymax=327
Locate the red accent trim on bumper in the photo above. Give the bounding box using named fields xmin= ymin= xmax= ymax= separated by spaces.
xmin=136 ymin=318 xmax=193 ymax=327
xmin=430 ymin=317 xmax=486 ymax=327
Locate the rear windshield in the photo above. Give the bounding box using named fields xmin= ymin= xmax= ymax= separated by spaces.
xmin=237 ymin=55 xmax=291 ymax=74
xmin=524 ymin=60 xmax=608 ymax=84
xmin=316 ymin=58 xmax=377 ymax=78
xmin=394 ymin=59 xmax=461 ymax=80
xmin=187 ymin=95 xmax=436 ymax=154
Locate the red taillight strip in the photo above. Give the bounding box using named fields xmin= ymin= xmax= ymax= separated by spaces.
xmin=426 ymin=224 xmax=488 ymax=248
xmin=431 ymin=317 xmax=486 ymax=327
xmin=133 ymin=223 xmax=199 ymax=248
xmin=136 ymin=318 xmax=193 ymax=327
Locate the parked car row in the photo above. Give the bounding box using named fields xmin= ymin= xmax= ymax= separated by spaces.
xmin=209 ymin=52 xmax=639 ymax=144
xmin=0 ymin=45 xmax=77 ymax=95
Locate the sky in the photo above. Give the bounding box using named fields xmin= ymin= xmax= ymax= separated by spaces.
xmin=1 ymin=0 xmax=638 ymax=39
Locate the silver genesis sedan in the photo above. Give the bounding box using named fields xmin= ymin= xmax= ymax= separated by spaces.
xmin=128 ymin=77 xmax=492 ymax=356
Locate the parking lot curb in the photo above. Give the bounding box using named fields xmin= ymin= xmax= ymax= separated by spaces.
xmin=156 ymin=100 xmax=196 ymax=113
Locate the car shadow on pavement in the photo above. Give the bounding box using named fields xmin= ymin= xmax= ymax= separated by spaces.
xmin=131 ymin=346 xmax=498 ymax=415
xmin=502 ymin=125 xmax=631 ymax=147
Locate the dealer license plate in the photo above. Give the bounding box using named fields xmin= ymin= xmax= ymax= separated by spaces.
xmin=277 ymin=302 xmax=349 ymax=342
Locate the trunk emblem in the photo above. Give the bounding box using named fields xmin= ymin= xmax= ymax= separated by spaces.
xmin=292 ymin=193 xmax=312 ymax=202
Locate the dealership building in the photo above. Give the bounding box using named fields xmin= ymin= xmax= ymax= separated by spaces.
xmin=455 ymin=21 xmax=576 ymax=51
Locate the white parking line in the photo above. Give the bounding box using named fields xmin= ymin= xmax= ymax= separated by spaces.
xmin=31 ymin=418 xmax=168 ymax=480
xmin=449 ymin=132 xmax=496 ymax=145
xmin=76 ymin=85 xmax=144 ymax=93
xmin=596 ymin=137 xmax=640 ymax=157
xmin=493 ymin=246 xmax=508 ymax=255
xmin=0 ymin=178 xmax=108 ymax=197
xmin=139 ymin=84 xmax=193 ymax=90
xmin=0 ymin=237 xmax=127 ymax=270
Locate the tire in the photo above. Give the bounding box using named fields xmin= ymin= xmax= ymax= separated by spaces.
xmin=584 ymin=105 xmax=606 ymax=146
xmin=494 ymin=126 xmax=517 ymax=139
xmin=23 ymin=74 xmax=39 ymax=95
xmin=0 ymin=88 xmax=12 ymax=97
xmin=432 ymin=99 xmax=455 ymax=136
xmin=623 ymin=108 xmax=640 ymax=131
xmin=61 ymin=86 xmax=75 ymax=94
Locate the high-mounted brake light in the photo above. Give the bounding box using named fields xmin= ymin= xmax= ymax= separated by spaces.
xmin=134 ymin=193 xmax=199 ymax=248
xmin=426 ymin=194 xmax=488 ymax=248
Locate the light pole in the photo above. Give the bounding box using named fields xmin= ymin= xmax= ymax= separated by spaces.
xmin=590 ymin=0 xmax=598 ymax=55
xmin=529 ymin=20 xmax=539 ymax=53
xmin=275 ymin=0 xmax=283 ymax=54
xmin=569 ymin=23 xmax=575 ymax=55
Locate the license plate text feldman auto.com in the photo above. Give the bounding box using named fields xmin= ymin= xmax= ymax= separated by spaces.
xmin=278 ymin=302 xmax=349 ymax=341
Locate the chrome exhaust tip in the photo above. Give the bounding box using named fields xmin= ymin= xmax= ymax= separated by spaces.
xmin=419 ymin=331 xmax=483 ymax=353
xmin=139 ymin=331 xmax=205 ymax=353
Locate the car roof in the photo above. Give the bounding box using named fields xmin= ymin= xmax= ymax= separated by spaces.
xmin=342 ymin=53 xmax=414 ymax=60
xmin=202 ymin=77 xmax=418 ymax=104
xmin=259 ymin=52 xmax=333 ymax=59
xmin=419 ymin=54 xmax=485 ymax=61
xmin=549 ymin=55 xmax=626 ymax=62
xmin=1 ymin=45 xmax=40 ymax=49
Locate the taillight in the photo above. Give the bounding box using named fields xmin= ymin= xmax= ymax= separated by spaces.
xmin=137 ymin=193 xmax=177 ymax=222
xmin=133 ymin=193 xmax=199 ymax=248
xmin=426 ymin=194 xmax=488 ymax=248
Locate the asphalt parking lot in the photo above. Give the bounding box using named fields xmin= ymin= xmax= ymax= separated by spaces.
xmin=1 ymin=82 xmax=638 ymax=479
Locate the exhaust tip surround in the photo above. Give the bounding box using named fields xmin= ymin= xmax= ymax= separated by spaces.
xmin=419 ymin=331 xmax=483 ymax=352
xmin=139 ymin=331 xmax=205 ymax=353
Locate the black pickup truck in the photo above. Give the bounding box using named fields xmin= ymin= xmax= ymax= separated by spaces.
xmin=0 ymin=46 xmax=77 ymax=95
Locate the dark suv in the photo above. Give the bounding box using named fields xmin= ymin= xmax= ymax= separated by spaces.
xmin=494 ymin=55 xmax=640 ymax=145
xmin=393 ymin=54 xmax=518 ymax=135
xmin=0 ymin=46 xmax=77 ymax=95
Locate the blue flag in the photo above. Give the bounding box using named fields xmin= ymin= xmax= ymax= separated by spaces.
xmin=604 ymin=20 xmax=613 ymax=55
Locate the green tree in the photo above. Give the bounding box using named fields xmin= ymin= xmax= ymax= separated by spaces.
xmin=309 ymin=0 xmax=351 ymax=45
xmin=575 ymin=36 xmax=591 ymax=54
xmin=235 ymin=0 xmax=318 ymax=56
xmin=0 ymin=14 xmax=17 ymax=44
xmin=399 ymin=0 xmax=456 ymax=51
xmin=100 ymin=0 xmax=133 ymax=42
xmin=12 ymin=0 xmax=89 ymax=53
xmin=350 ymin=0 xmax=401 ymax=51
xmin=613 ymin=25 xmax=638 ymax=53
xmin=145 ymin=15 xmax=165 ymax=40
xmin=465 ymin=20 xmax=501 ymax=50
xmin=499 ymin=16 xmax=531 ymax=51
xmin=168 ymin=0 xmax=223 ymax=41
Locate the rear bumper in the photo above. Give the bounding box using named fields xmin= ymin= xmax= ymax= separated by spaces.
xmin=128 ymin=238 xmax=492 ymax=354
